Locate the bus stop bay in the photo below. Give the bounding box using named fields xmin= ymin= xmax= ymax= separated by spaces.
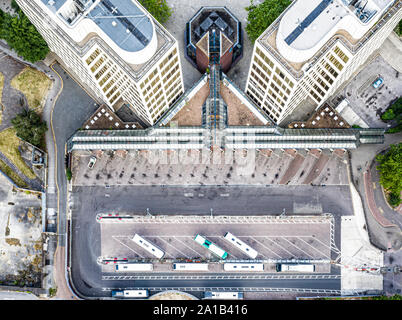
xmin=100 ymin=217 xmax=332 ymax=262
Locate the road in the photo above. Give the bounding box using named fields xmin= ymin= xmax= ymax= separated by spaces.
xmin=67 ymin=184 xmax=351 ymax=298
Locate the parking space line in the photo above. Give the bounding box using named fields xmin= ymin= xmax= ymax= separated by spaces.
xmin=112 ymin=236 xmax=145 ymax=258
xmin=264 ymin=237 xmax=295 ymax=257
xmin=307 ymin=235 xmax=336 ymax=254
xmin=249 ymin=237 xmax=282 ymax=259
xmin=208 ymin=236 xmax=239 ymax=259
xmin=280 ymin=237 xmax=316 ymax=259
xmin=295 ymin=236 xmax=331 ymax=259
xmin=173 ymin=236 xmax=205 ymax=256
xmin=156 ymin=236 xmax=189 ymax=258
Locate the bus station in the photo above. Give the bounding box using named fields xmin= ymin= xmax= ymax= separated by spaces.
xmin=98 ymin=214 xmax=335 ymax=274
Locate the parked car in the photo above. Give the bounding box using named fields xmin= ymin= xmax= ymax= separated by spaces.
xmin=372 ymin=77 xmax=383 ymax=89
xmin=88 ymin=156 xmax=97 ymax=169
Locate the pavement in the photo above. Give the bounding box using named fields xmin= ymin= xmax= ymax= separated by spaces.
xmin=0 ymin=52 xmax=27 ymax=132
xmin=349 ymin=134 xmax=402 ymax=252
xmin=164 ymin=0 xmax=254 ymax=91
xmin=71 ymin=148 xmax=349 ymax=187
xmin=342 ymin=55 xmax=402 ymax=128
xmin=0 ymin=174 xmax=42 ymax=287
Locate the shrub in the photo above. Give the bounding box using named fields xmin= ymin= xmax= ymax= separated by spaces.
xmin=376 ymin=143 xmax=402 ymax=207
xmin=0 ymin=3 xmax=49 ymax=63
xmin=11 ymin=109 xmax=48 ymax=147
xmin=66 ymin=168 xmax=72 ymax=181
xmin=139 ymin=0 xmax=172 ymax=24
xmin=245 ymin=0 xmax=291 ymax=43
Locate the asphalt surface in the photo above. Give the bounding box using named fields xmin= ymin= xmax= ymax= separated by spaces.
xmin=69 ymin=185 xmax=350 ymax=297
xmin=51 ymin=63 xmax=99 ymax=246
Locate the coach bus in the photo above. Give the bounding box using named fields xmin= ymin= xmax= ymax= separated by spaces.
xmin=223 ymin=232 xmax=258 ymax=259
xmin=194 ymin=234 xmax=228 ymax=260
xmin=204 ymin=292 xmax=243 ymax=300
xmin=276 ymin=263 xmax=315 ymax=272
xmin=132 ymin=234 xmax=165 ymax=259
xmin=112 ymin=290 xmax=149 ymax=299
xmin=173 ymin=263 xmax=209 ymax=271
xmin=115 ymin=263 xmax=153 ymax=272
xmin=223 ymin=263 xmax=264 ymax=272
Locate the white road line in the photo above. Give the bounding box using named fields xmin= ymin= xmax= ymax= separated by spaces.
xmin=250 ymin=237 xmax=282 ymax=259
xmin=112 ymin=236 xmax=145 ymax=258
xmin=156 ymin=236 xmax=189 ymax=258
xmin=295 ymin=236 xmax=331 ymax=259
xmin=264 ymin=237 xmax=295 ymax=257
xmin=280 ymin=237 xmax=316 ymax=259
xmin=307 ymin=235 xmax=337 ymax=254
xmin=173 ymin=236 xmax=205 ymax=256
xmin=208 ymin=236 xmax=239 ymax=260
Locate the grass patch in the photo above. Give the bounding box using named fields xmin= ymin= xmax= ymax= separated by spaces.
xmin=0 ymin=72 xmax=4 ymax=125
xmin=0 ymin=158 xmax=28 ymax=188
xmin=5 ymin=238 xmax=22 ymax=246
xmin=11 ymin=67 xmax=51 ymax=113
xmin=0 ymin=128 xmax=36 ymax=180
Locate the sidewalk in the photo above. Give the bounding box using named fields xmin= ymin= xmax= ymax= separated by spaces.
xmin=363 ymin=169 xmax=396 ymax=228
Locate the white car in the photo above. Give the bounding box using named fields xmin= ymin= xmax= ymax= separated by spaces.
xmin=88 ymin=156 xmax=97 ymax=169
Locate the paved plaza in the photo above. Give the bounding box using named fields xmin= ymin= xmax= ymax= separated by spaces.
xmin=99 ymin=215 xmax=334 ymax=264
xmin=341 ymin=55 xmax=402 ymax=128
xmin=71 ymin=148 xmax=349 ymax=187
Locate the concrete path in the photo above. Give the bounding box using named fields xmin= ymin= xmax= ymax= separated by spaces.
xmin=350 ymin=134 xmax=402 ymax=251
xmin=379 ymin=33 xmax=402 ymax=73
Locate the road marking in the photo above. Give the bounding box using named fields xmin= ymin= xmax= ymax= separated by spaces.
xmin=220 ymin=193 xmax=230 ymax=197
xmin=112 ymin=236 xmax=145 ymax=258
xmin=250 ymin=237 xmax=282 ymax=259
xmin=184 ymin=193 xmax=193 ymax=197
xmin=173 ymin=236 xmax=205 ymax=256
xmin=373 ymin=182 xmax=376 ymax=189
xmin=295 ymin=237 xmax=331 ymax=259
xmin=207 ymin=236 xmax=239 ymax=259
xmin=379 ymin=207 xmax=384 ymax=214
xmin=281 ymin=237 xmax=315 ymax=259
xmin=264 ymin=237 xmax=295 ymax=257
xmin=101 ymin=274 xmax=341 ymax=281
xmin=156 ymin=236 xmax=189 ymax=258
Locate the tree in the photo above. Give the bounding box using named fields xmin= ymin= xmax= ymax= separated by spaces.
xmin=382 ymin=97 xmax=402 ymax=133
xmin=139 ymin=0 xmax=172 ymax=25
xmin=0 ymin=4 xmax=49 ymax=63
xmin=245 ymin=0 xmax=291 ymax=43
xmin=11 ymin=109 xmax=48 ymax=147
xmin=376 ymin=143 xmax=402 ymax=207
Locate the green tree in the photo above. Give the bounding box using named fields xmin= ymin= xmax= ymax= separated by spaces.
xmin=11 ymin=109 xmax=48 ymax=147
xmin=382 ymin=97 xmax=402 ymax=133
xmin=395 ymin=19 xmax=402 ymax=36
xmin=376 ymin=143 xmax=402 ymax=207
xmin=139 ymin=0 xmax=172 ymax=24
xmin=245 ymin=0 xmax=291 ymax=43
xmin=0 ymin=5 xmax=49 ymax=63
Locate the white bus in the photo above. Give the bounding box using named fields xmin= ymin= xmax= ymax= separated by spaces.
xmin=276 ymin=263 xmax=315 ymax=272
xmin=173 ymin=263 xmax=209 ymax=271
xmin=224 ymin=232 xmax=258 ymax=259
xmin=204 ymin=292 xmax=243 ymax=300
xmin=132 ymin=234 xmax=165 ymax=259
xmin=223 ymin=263 xmax=264 ymax=272
xmin=112 ymin=290 xmax=149 ymax=298
xmin=115 ymin=263 xmax=153 ymax=272
xmin=194 ymin=234 xmax=228 ymax=259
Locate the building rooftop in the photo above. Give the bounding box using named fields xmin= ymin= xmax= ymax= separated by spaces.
xmin=40 ymin=0 xmax=160 ymax=65
xmin=276 ymin=0 xmax=394 ymax=63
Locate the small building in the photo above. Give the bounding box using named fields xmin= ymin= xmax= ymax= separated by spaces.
xmin=185 ymin=7 xmax=243 ymax=73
